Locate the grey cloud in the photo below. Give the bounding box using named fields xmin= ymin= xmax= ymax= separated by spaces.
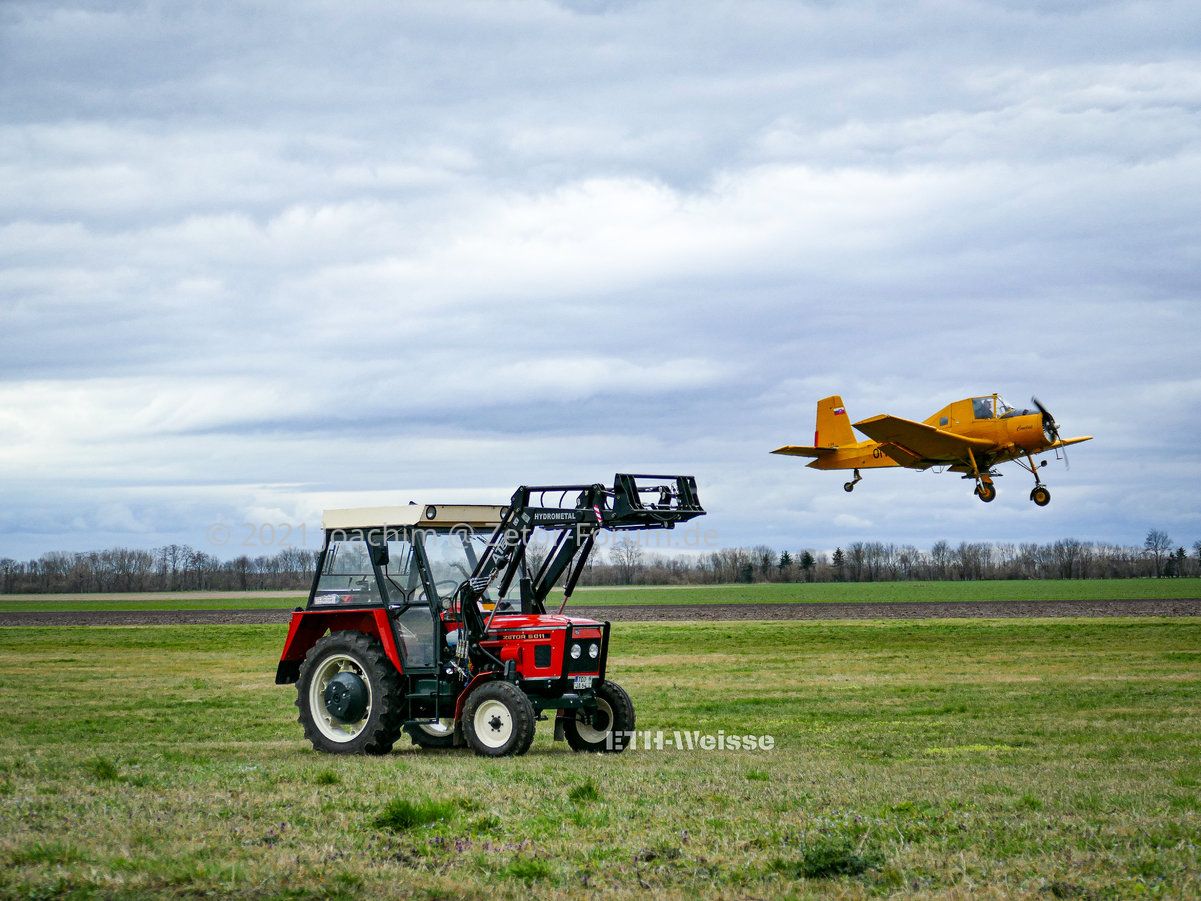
xmin=1 ymin=1 xmax=1199 ymax=559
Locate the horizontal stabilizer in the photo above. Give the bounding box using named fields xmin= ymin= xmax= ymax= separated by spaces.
xmin=771 ymin=445 xmax=836 ymax=458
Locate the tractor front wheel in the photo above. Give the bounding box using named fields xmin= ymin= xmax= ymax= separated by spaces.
xmin=565 ymin=681 xmax=635 ymax=753
xmin=296 ymin=631 xmax=403 ymax=755
xmin=462 ymin=681 xmax=536 ymax=757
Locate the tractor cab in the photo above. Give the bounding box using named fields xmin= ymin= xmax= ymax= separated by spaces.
xmin=301 ymin=504 xmax=518 ymax=672
xmin=276 ymin=474 xmax=704 ymax=757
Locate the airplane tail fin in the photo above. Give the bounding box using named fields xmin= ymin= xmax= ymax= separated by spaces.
xmin=815 ymin=395 xmax=856 ymax=448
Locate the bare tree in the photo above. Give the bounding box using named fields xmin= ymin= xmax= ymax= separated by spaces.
xmin=930 ymin=540 xmax=952 ymax=579
xmin=753 ymin=545 xmax=776 ymax=582
xmin=609 ymin=537 xmax=644 ymax=586
xmin=1144 ymin=529 xmax=1173 ymax=577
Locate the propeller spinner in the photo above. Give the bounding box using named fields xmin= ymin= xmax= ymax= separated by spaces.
xmin=1031 ymin=396 xmax=1069 ymax=469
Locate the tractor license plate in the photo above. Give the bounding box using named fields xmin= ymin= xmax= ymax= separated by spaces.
xmin=573 ymin=676 xmax=594 ymax=689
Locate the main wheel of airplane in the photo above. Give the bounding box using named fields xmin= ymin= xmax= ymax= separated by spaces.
xmin=1030 ymin=486 xmax=1051 ymax=507
xmin=975 ymin=482 xmax=997 ymax=503
xmin=843 ymin=482 xmax=855 ymax=492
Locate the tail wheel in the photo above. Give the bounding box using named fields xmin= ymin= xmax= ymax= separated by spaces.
xmin=843 ymin=482 xmax=855 ymax=493
xmin=975 ymin=481 xmax=997 ymax=503
xmin=1030 ymin=486 xmax=1051 ymax=507
xmin=462 ymin=681 xmax=536 ymax=757
xmin=296 ymin=631 xmax=403 ymax=755
xmin=566 ymin=680 xmax=635 ymax=753
xmin=407 ymin=718 xmax=456 ymax=749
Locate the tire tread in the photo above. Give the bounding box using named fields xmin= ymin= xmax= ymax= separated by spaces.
xmin=566 ymin=680 xmax=635 ymax=753
xmin=296 ymin=631 xmax=404 ymax=755
xmin=462 ymin=680 xmax=536 ymax=757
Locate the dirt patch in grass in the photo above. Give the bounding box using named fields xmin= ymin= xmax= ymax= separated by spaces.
xmin=1 ymin=597 xmax=1197 ymax=626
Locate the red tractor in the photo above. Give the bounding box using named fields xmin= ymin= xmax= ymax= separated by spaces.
xmin=276 ymin=474 xmax=704 ymax=756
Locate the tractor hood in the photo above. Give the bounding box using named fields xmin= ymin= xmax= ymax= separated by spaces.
xmin=486 ymin=613 xmax=603 ymax=631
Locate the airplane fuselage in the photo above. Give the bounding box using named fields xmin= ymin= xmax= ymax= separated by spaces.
xmin=806 ymin=396 xmax=1049 ymax=471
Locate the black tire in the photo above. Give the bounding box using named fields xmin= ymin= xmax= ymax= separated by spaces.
xmin=975 ymin=482 xmax=997 ymax=503
xmin=565 ymin=680 xmax=635 ymax=753
xmin=462 ymin=681 xmax=536 ymax=757
xmin=1031 ymin=486 xmax=1051 ymax=507
xmin=406 ymin=720 xmax=457 ymax=749
xmin=296 ymin=631 xmax=403 ymax=755
xmin=843 ymin=482 xmax=855 ymax=493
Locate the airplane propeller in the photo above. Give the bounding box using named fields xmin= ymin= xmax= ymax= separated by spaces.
xmin=1031 ymin=396 xmax=1069 ymax=469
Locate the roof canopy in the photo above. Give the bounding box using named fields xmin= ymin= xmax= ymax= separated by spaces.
xmin=321 ymin=504 xmax=506 ymax=531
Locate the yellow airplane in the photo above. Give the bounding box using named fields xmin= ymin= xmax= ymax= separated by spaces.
xmin=772 ymin=394 xmax=1093 ymax=505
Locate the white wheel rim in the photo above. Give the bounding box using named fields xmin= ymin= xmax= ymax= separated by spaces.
xmin=574 ymin=697 xmax=614 ymax=744
xmin=419 ymin=718 xmax=454 ymax=737
xmin=473 ymin=699 xmax=514 ymax=749
xmin=309 ymin=653 xmax=372 ymax=743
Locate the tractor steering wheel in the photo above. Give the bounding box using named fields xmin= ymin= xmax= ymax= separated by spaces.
xmin=415 ymin=579 xmax=462 ymax=608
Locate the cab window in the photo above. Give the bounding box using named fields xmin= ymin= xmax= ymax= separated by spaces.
xmin=972 ymin=397 xmax=995 ymax=420
xmin=380 ymin=534 xmax=419 ymax=604
xmin=313 ymin=536 xmax=383 ymax=606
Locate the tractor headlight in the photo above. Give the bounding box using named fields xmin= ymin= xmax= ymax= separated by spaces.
xmin=588 ymin=643 xmax=599 ymax=659
xmin=570 ymin=643 xmax=582 ymax=660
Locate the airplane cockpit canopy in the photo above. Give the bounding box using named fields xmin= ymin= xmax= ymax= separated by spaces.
xmin=976 ymin=396 xmax=1022 ymax=420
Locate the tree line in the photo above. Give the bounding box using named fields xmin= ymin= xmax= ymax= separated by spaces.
xmin=1 ymin=531 xmax=1198 ymax=594
xmin=582 ymin=530 xmax=1201 ymax=586
xmin=0 ymin=545 xmax=320 ymax=594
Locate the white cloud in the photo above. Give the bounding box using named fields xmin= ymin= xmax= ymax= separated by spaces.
xmin=1 ymin=0 xmax=1199 ymax=558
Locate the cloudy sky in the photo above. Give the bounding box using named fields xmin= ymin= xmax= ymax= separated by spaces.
xmin=2 ymin=0 xmax=1199 ymax=561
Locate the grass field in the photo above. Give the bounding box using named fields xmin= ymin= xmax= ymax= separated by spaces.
xmin=1 ymin=618 xmax=1198 ymax=898
xmin=1 ymin=577 xmax=1199 ymax=612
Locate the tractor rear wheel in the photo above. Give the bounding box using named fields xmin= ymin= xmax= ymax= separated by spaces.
xmin=462 ymin=681 xmax=536 ymax=757
xmin=296 ymin=631 xmax=403 ymax=755
xmin=565 ymin=681 xmax=635 ymax=753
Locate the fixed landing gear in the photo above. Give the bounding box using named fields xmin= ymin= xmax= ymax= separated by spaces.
xmin=966 ymin=448 xmax=997 ymax=503
xmin=843 ymin=469 xmax=862 ymax=493
xmin=1019 ymin=453 xmax=1052 ymax=507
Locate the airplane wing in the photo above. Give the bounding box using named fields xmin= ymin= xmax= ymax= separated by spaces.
xmin=853 ymin=414 xmax=993 ymax=464
xmin=770 ymin=445 xmax=836 ymax=458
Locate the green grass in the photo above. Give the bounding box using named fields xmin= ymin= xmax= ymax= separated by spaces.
xmin=0 ymin=593 xmax=307 ymax=612
xmin=567 ymin=777 xmax=601 ymax=804
xmin=0 ymin=619 xmax=1199 ymax=897
xmin=565 ymin=577 xmax=1201 ymax=605
xmin=374 ymin=797 xmax=459 ymax=832
xmin=2 ymin=577 xmax=1199 ymax=612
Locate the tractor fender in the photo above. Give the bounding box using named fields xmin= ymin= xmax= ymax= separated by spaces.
xmin=275 ymin=608 xmax=403 ymax=684
xmin=453 ymin=672 xmax=501 ymax=720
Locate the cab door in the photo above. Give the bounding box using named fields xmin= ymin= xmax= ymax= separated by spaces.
xmin=372 ymin=531 xmax=439 ymax=671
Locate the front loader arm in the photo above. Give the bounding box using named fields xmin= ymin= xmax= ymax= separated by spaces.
xmin=458 ymin=474 xmax=704 ymax=627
